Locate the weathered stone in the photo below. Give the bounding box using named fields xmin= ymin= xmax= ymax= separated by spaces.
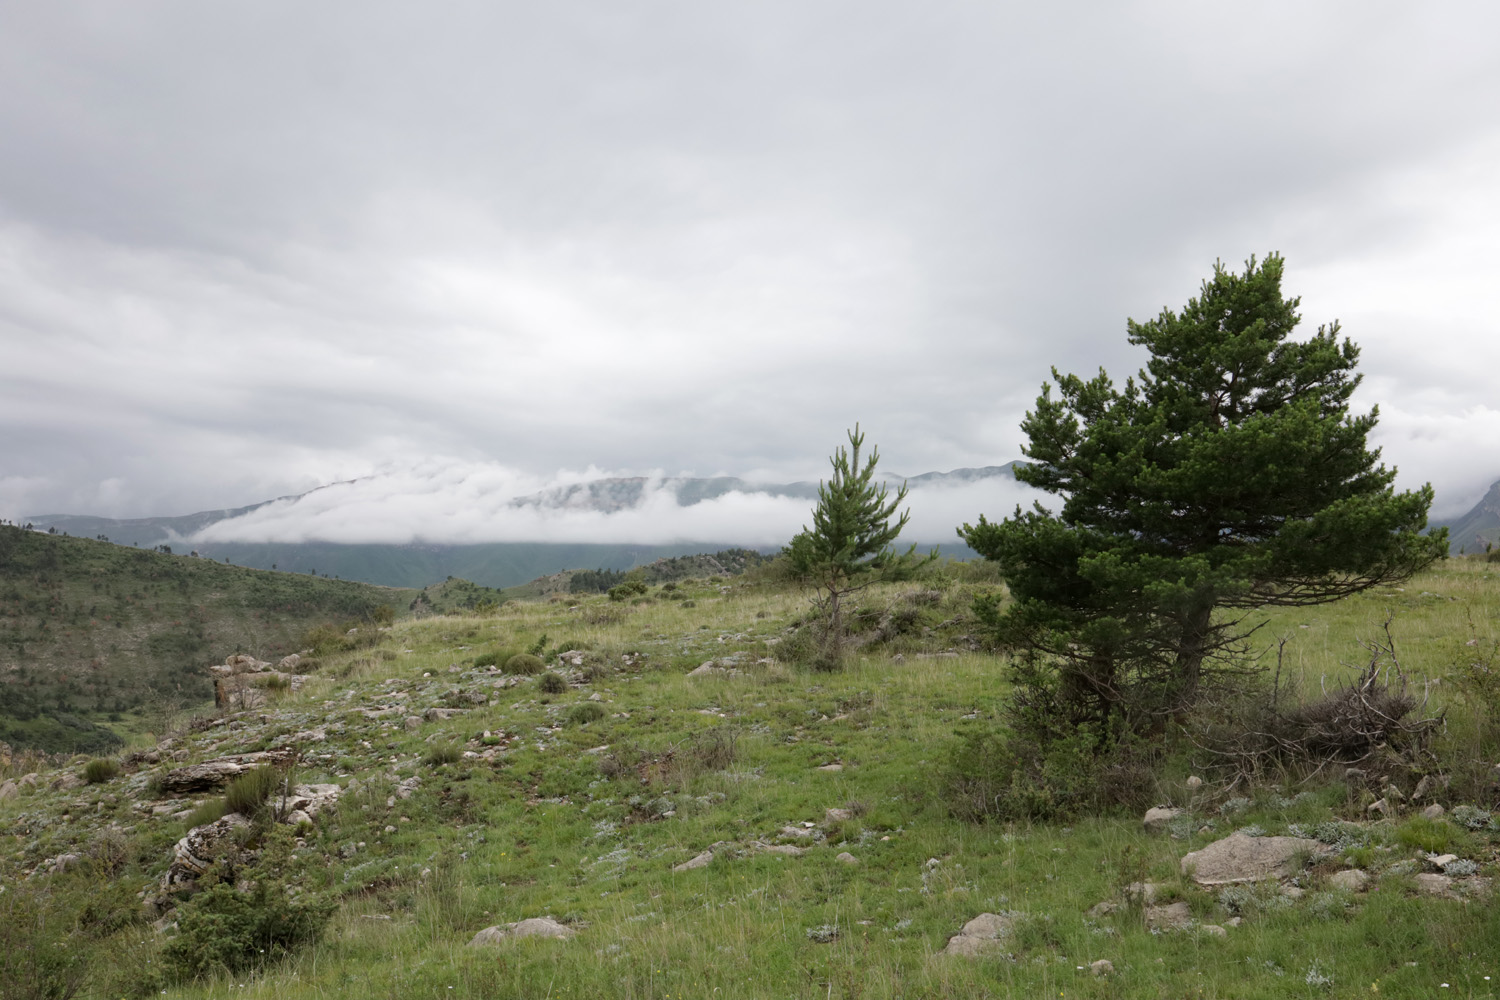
xmin=283 ymin=783 xmax=341 ymax=818
xmin=1124 ymin=881 xmax=1163 ymax=904
xmin=1087 ymin=901 xmax=1120 ymax=918
xmin=278 ymin=653 xmax=302 ymax=670
xmin=1366 ymin=797 xmax=1391 ymax=818
xmin=1415 ymin=873 xmax=1457 ymax=898
xmin=18 ymin=772 xmax=39 ymax=787
xmin=825 ymin=808 xmax=853 ymax=823
xmin=673 ymin=851 xmax=713 ymax=872
xmin=1090 ymin=959 xmax=1115 ymax=976
xmin=0 ymin=779 xmax=17 ymax=800
xmin=423 ymin=707 xmax=466 ymax=721
xmin=1143 ymin=806 xmax=1184 ymax=834
xmin=1429 ymin=853 xmax=1459 ymax=870
xmin=1180 ymin=832 xmax=1327 ymax=886
xmin=1329 ymin=869 xmax=1370 ymax=892
xmin=511 ymin=917 xmax=575 ymax=939
xmin=836 ymin=852 xmax=859 ymax=865
xmin=158 ymin=752 xmax=291 ymax=794
xmin=161 ymin=813 xmax=251 ymax=891
xmin=1282 ymin=885 xmax=1305 ymax=900
xmin=1200 ymin=923 xmax=1228 ymax=938
xmin=762 ymin=844 xmax=805 ymax=857
xmin=1423 ymin=803 xmax=1446 ymax=820
xmin=942 ymin=912 xmax=1016 ymax=956
xmin=1185 ymin=775 xmax=1203 ymax=790
xmin=816 ymin=762 xmax=844 ymax=772
xmin=404 ymin=716 xmax=423 ymax=730
xmin=687 ymin=662 xmax=729 ymax=677
xmin=1145 ymin=902 xmax=1193 ymax=930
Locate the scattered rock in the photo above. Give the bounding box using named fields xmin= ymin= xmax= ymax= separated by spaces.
xmin=1143 ymin=806 xmax=1184 ymax=834
xmin=816 ymin=763 xmax=844 ymax=772
xmin=468 ymin=916 xmax=576 ymax=944
xmin=1415 ymin=873 xmax=1458 ymax=898
xmin=404 ymin=716 xmax=423 ymax=730
xmin=1281 ymin=885 xmax=1305 ymax=900
xmin=1087 ymin=901 xmax=1120 ymax=918
xmin=1185 ymin=775 xmax=1203 ymax=790
xmin=673 ymin=851 xmax=713 ymax=872
xmin=423 ymin=707 xmax=466 ymax=722
xmin=1125 ymin=881 xmax=1163 ymax=905
xmin=1180 ymin=832 xmax=1328 ymax=886
xmin=1145 ymin=902 xmax=1193 ymax=930
xmin=1225 ymin=916 xmax=1243 ymax=928
xmin=761 ymin=844 xmax=805 ymax=857
xmin=1329 ymin=869 xmax=1370 ymax=892
xmin=942 ymin=912 xmax=1016 ymax=956
xmin=1428 ymin=853 xmax=1459 ymax=870
xmin=1090 ymin=959 xmax=1115 ymax=976
xmin=824 ymin=808 xmax=853 ymax=823
xmin=0 ymin=779 xmax=17 ymax=801
xmin=836 ymin=852 xmax=858 ymax=865
xmin=588 ymin=692 xmax=602 ymax=701
xmin=1423 ymin=803 xmax=1446 ymax=820
xmin=283 ymin=783 xmax=341 ymax=819
xmin=1200 ymin=923 xmax=1228 ymax=938
xmin=1366 ymin=797 xmax=1391 ymax=818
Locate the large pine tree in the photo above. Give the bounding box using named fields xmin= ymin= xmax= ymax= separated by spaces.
xmin=960 ymin=255 xmax=1445 ymax=732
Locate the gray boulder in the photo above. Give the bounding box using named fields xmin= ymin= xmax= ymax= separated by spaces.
xmin=1180 ymin=832 xmax=1328 ymax=886
xmin=942 ymin=912 xmax=1016 ymax=956
xmin=1143 ymin=806 xmax=1184 ymax=833
xmin=469 ymin=917 xmax=576 ymax=944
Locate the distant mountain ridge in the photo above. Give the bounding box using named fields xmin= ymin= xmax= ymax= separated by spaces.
xmin=1435 ymin=477 xmax=1500 ymax=554
xmin=24 ymin=465 xmax=1018 ymax=588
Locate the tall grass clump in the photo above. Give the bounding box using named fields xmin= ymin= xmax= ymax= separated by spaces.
xmin=83 ymin=757 xmax=120 ymax=784
xmin=223 ymin=765 xmax=281 ymax=819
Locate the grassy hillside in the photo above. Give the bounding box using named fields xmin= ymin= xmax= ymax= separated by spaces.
xmin=3 ymin=558 xmax=1499 ymax=998
xmin=0 ymin=526 xmax=416 ymax=753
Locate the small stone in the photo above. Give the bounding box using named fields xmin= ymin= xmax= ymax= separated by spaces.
xmin=404 ymin=716 xmax=422 ymax=730
xmin=1225 ymin=916 xmax=1243 ymax=928
xmin=1282 ymin=885 xmax=1305 ymax=900
xmin=1145 ymin=902 xmax=1192 ymax=930
xmin=1185 ymin=775 xmax=1203 ymax=790
xmin=1329 ymin=869 xmax=1370 ymax=892
xmin=1180 ymin=832 xmax=1328 ymax=886
xmin=1366 ymin=797 xmax=1390 ymax=818
xmin=762 ymin=844 xmax=805 ymax=857
xmin=1382 ymin=784 xmax=1406 ymax=802
xmin=1200 ymin=924 xmax=1228 ymax=938
xmin=673 ymin=851 xmax=713 ymax=872
xmin=816 ymin=763 xmax=844 ymax=772
xmin=942 ymin=912 xmax=1015 ymax=956
xmin=468 ymin=917 xmax=575 ymax=944
xmin=1423 ymin=803 xmax=1446 ymax=820
xmin=1124 ymin=881 xmax=1161 ymax=904
xmin=836 ymin=852 xmax=858 ymax=865
xmin=1428 ymin=854 xmax=1459 ymax=870
xmin=1090 ymin=959 xmax=1115 ymax=976
xmin=1143 ymin=806 xmax=1183 ymax=833
xmin=1415 ymin=873 xmax=1457 ymax=898
xmin=0 ymin=779 xmax=16 ymax=800
xmin=825 ymin=808 xmax=853 ymax=823
xmin=1088 ymin=901 xmax=1120 ymax=918
xmin=588 ymin=692 xmax=602 ymax=701
xmin=384 ymin=825 xmax=396 ymax=833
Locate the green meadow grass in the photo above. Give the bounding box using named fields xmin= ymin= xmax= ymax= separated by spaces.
xmin=4 ymin=563 xmax=1499 ymax=999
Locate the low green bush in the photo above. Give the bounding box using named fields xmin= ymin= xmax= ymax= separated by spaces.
xmin=504 ymin=653 xmax=545 ymax=675
xmin=538 ymin=671 xmax=568 ymax=695
xmin=161 ymin=869 xmax=334 ymax=980
xmin=568 ymin=702 xmax=606 ymax=725
xmin=183 ymin=798 xmax=230 ymax=830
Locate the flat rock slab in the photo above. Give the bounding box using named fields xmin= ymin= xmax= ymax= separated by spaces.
xmin=673 ymin=851 xmax=713 ymax=872
xmin=158 ymin=752 xmax=291 ymax=794
xmin=1180 ymin=832 xmax=1328 ymax=885
xmin=469 ymin=917 xmax=576 ymax=944
xmin=942 ymin=912 xmax=1016 ymax=956
xmin=1329 ymin=869 xmax=1370 ymax=892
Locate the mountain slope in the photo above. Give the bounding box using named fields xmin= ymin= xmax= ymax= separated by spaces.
xmin=1436 ymin=477 xmax=1500 ymax=554
xmin=0 ymin=526 xmax=415 ymax=753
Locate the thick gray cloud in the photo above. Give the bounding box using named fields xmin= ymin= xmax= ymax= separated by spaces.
xmin=3 ymin=1 xmax=1499 ymax=533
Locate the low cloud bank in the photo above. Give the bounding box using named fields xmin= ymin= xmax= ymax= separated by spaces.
xmin=189 ymin=461 xmax=1045 ymax=549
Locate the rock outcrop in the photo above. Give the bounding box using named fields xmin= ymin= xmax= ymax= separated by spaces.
xmin=1180 ymin=832 xmax=1328 ymax=885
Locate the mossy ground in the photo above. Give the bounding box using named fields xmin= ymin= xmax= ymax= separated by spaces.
xmin=3 ymin=561 xmax=1499 ymax=998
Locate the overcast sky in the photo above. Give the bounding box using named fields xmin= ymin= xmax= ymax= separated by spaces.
xmin=3 ymin=1 xmax=1499 ymax=541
